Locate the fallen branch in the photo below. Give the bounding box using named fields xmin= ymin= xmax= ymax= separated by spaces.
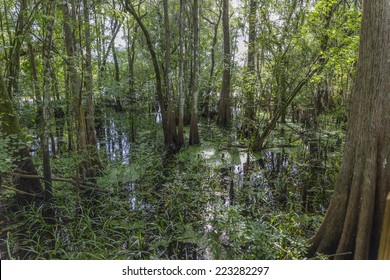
xmin=1 ymin=185 xmax=39 ymax=196
xmin=10 ymin=172 xmax=103 ymax=192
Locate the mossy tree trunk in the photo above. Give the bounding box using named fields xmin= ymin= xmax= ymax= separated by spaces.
xmin=0 ymin=0 xmax=43 ymax=206
xmin=0 ymin=64 xmax=43 ymax=206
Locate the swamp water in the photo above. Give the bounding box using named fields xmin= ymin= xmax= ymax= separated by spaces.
xmin=0 ymin=109 xmax=343 ymax=259
xmin=90 ymin=111 xmax=342 ymax=259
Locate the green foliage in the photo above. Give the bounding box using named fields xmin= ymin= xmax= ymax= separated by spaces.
xmin=0 ymin=0 xmax=356 ymax=261
xmin=0 ymin=132 xmax=15 ymax=173
xmin=1 ymin=107 xmax=344 ymax=260
xmin=207 ymin=205 xmax=275 ymax=259
xmin=0 ymin=131 xmax=32 ymax=173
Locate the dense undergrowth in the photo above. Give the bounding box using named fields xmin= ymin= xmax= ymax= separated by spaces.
xmin=0 ymin=109 xmax=344 ymax=260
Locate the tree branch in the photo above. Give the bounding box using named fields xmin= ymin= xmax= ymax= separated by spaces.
xmin=10 ymin=172 xmax=102 ymax=192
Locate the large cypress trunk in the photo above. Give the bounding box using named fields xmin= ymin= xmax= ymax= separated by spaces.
xmin=309 ymin=0 xmax=390 ymax=260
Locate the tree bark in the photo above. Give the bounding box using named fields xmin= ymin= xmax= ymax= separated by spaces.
xmin=112 ymin=36 xmax=123 ymax=111
xmin=82 ymin=0 xmax=102 ymax=177
xmin=177 ymin=0 xmax=186 ymax=147
xmin=26 ymin=42 xmax=42 ymax=114
xmin=6 ymin=0 xmax=28 ymax=99
xmin=61 ymin=1 xmax=99 ymax=180
xmin=309 ymin=0 xmax=390 ymax=260
xmin=163 ymin=0 xmax=179 ymax=149
xmin=189 ymin=0 xmax=200 ymax=145
xmin=27 ymin=40 xmax=45 ymax=162
xmin=126 ymin=20 xmax=137 ymax=98
xmin=244 ymin=0 xmax=257 ymax=123
xmin=83 ymin=0 xmax=98 ymax=147
xmin=41 ymin=0 xmax=56 ymax=206
xmin=218 ymin=0 xmax=231 ymax=126
xmin=202 ymin=0 xmax=222 ymax=119
xmin=61 ymin=1 xmax=87 ymax=152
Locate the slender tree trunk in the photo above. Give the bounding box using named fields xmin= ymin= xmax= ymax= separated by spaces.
xmin=279 ymin=59 xmax=288 ymax=124
xmin=244 ymin=0 xmax=257 ymax=124
xmin=83 ymin=0 xmax=102 ymax=177
xmin=93 ymin=1 xmax=103 ymax=91
xmin=202 ymin=0 xmax=222 ymax=118
xmin=53 ymin=90 xmax=65 ymax=156
xmin=83 ymin=0 xmax=98 ymax=147
xmin=99 ymin=18 xmax=122 ymax=92
xmin=189 ymin=0 xmax=200 ymax=145
xmin=27 ymin=42 xmax=42 ymax=116
xmin=201 ymin=0 xmax=222 ymax=118
xmin=0 ymin=2 xmax=10 ymax=63
xmin=6 ymin=0 xmax=28 ymax=99
xmin=308 ymin=0 xmax=390 ymax=260
xmin=41 ymin=0 xmax=56 ymax=207
xmin=112 ymin=40 xmax=123 ymax=111
xmin=126 ymin=21 xmax=137 ymax=98
xmin=63 ymin=63 xmax=74 ymax=152
xmin=110 ymin=6 xmax=123 ymax=112
xmin=61 ymin=1 xmax=95 ymax=180
xmin=177 ymin=0 xmax=185 ymax=146
xmin=185 ymin=29 xmax=193 ymax=126
xmin=61 ymin=1 xmax=87 ymax=152
xmin=125 ymin=21 xmax=137 ymax=143
xmin=218 ymin=0 xmax=231 ymax=126
xmin=163 ymin=0 xmax=179 ymax=149
xmin=124 ymin=0 xmax=178 ymax=152
xmin=27 ymin=40 xmax=46 ymax=163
